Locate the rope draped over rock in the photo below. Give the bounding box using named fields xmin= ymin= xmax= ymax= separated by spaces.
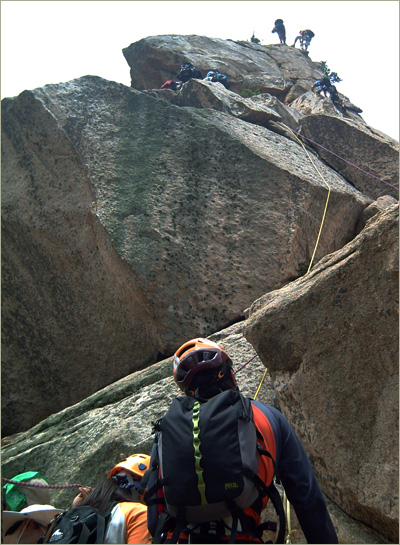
xmin=233 ymin=353 xmax=258 ymax=375
xmin=281 ymin=123 xmax=399 ymax=192
xmin=1 ymin=477 xmax=84 ymax=489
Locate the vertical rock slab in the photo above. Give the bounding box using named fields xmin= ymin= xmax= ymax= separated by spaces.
xmin=1 ymin=90 xmax=162 ymax=435
xmin=243 ymin=205 xmax=399 ymax=541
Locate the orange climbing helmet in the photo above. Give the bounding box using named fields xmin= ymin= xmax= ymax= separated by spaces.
xmin=173 ymin=338 xmax=237 ymax=394
xmin=109 ymin=454 xmax=151 ymax=480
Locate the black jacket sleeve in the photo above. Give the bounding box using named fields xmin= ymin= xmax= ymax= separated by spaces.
xmin=252 ymin=401 xmax=338 ymax=544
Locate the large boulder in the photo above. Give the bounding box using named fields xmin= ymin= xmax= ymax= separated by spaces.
xmin=243 ymin=204 xmax=399 ymax=542
xmin=122 ymin=35 xmax=323 ymax=100
xmin=5 ymin=30 xmax=399 ymax=435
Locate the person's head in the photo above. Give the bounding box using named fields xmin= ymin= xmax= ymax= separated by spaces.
xmin=108 ymin=453 xmax=151 ymax=495
xmin=173 ymin=338 xmax=237 ymax=398
xmin=79 ymin=476 xmax=137 ymax=513
xmin=108 ymin=453 xmax=151 ymax=504
xmin=3 ymin=472 xmax=51 ymax=512
xmin=3 ymin=504 xmax=62 ymax=544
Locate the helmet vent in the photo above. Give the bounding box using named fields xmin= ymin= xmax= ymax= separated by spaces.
xmin=177 ymin=342 xmax=197 ymax=358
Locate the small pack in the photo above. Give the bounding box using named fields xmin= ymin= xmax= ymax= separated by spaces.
xmin=161 ymin=80 xmax=182 ymax=91
xmin=144 ymin=390 xmax=285 ymax=543
xmin=43 ymin=503 xmax=116 ymax=544
xmin=176 ymin=62 xmax=203 ymax=83
xmin=205 ymin=71 xmax=230 ymax=90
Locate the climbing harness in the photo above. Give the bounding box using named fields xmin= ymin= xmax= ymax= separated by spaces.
xmin=1 ymin=477 xmax=84 ymax=489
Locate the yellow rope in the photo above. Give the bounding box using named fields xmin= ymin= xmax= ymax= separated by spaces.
xmin=284 ymin=492 xmax=293 ymax=543
xmin=284 ymin=125 xmax=331 ymax=273
xmin=253 ymin=367 xmax=268 ymax=400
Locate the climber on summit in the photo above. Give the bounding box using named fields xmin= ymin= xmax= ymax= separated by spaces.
xmin=293 ymin=29 xmax=315 ymax=50
xmin=272 ymin=19 xmax=286 ymax=44
xmin=144 ymin=338 xmax=339 ymax=544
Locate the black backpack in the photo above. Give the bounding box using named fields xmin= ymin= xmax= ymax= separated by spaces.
xmin=176 ymin=62 xmax=203 ymax=83
xmin=43 ymin=503 xmax=116 ymax=544
xmin=144 ymin=390 xmax=285 ymax=543
xmin=205 ymin=71 xmax=230 ymax=90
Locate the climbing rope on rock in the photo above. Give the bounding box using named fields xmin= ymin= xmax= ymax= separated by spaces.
xmin=282 ymin=123 xmax=399 ymax=192
xmin=233 ymin=353 xmax=258 ymax=375
xmin=284 ymin=124 xmax=332 ymax=273
xmin=1 ymin=477 xmax=84 ymax=489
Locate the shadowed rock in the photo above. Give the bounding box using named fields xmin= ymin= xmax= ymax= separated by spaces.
xmin=1 ymin=88 xmax=162 ymax=436
xmin=243 ymin=204 xmax=399 ymax=542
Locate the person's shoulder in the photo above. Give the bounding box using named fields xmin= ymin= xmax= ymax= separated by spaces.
xmin=118 ymin=501 xmax=147 ymax=510
xmin=251 ymin=400 xmax=287 ymax=423
xmin=117 ymin=502 xmax=147 ymax=517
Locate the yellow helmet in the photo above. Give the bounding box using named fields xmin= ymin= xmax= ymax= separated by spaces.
xmin=109 ymin=454 xmax=150 ymax=480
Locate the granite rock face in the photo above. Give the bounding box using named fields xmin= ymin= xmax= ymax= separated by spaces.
xmin=2 ymin=75 xmax=372 ymax=433
xmin=2 ymin=34 xmax=398 ymax=436
xmin=122 ymin=35 xmax=322 ymax=100
xmin=1 ymin=88 xmax=162 ymax=436
xmin=290 ymin=92 xmax=399 ymax=200
xmin=243 ymin=205 xmax=399 ymax=542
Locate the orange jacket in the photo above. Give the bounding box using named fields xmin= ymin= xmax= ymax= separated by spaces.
xmin=104 ymin=502 xmax=152 ymax=544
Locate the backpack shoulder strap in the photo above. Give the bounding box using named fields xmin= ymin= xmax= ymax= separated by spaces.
xmin=247 ymin=471 xmax=285 ymax=544
xmin=150 ymin=510 xmax=169 ymax=544
xmin=94 ymin=502 xmax=117 ymax=544
xmin=138 ymin=467 xmax=151 ymax=496
xmin=165 ymin=512 xmax=187 ymax=544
